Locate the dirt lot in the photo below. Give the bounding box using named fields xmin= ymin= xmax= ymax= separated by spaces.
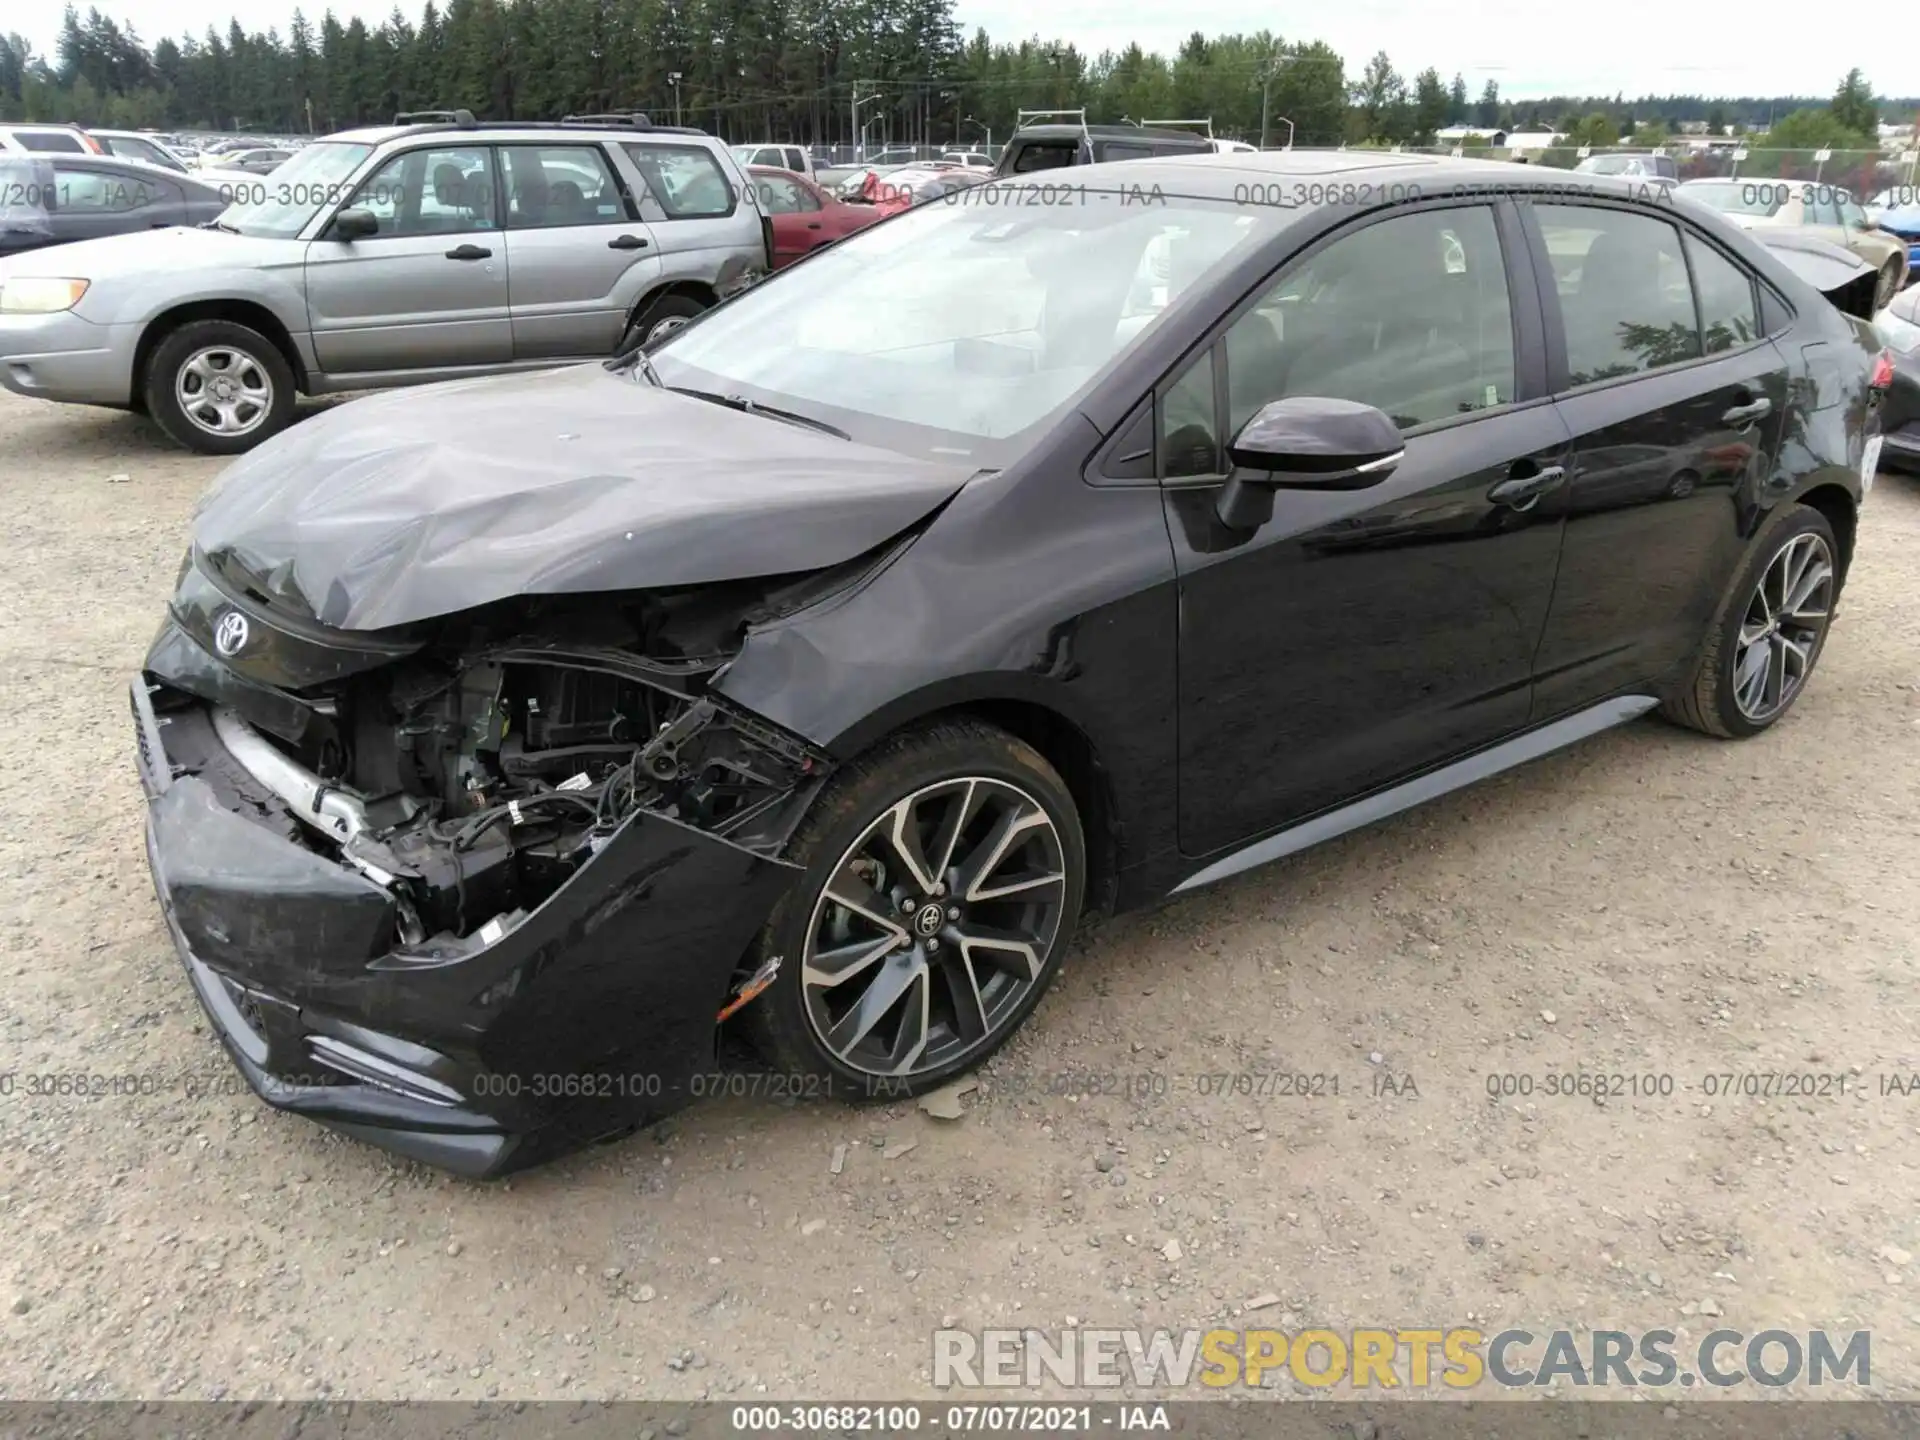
xmin=3 ymin=388 xmax=1920 ymax=1404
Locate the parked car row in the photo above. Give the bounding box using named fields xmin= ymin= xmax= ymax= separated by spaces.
xmin=0 ymin=110 xmax=775 ymax=452
xmin=0 ymin=151 xmax=230 ymax=258
xmin=1677 ymin=177 xmax=1911 ymax=310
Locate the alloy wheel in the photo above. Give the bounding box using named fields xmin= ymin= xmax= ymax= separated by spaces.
xmin=175 ymin=346 xmax=273 ymax=438
xmin=800 ymin=777 xmax=1068 ymax=1078
xmin=1733 ymin=531 xmax=1833 ymax=723
xmin=646 ymin=315 xmax=691 ymax=343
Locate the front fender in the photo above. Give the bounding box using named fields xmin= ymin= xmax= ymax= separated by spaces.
xmin=713 ymin=435 xmax=1183 ymax=892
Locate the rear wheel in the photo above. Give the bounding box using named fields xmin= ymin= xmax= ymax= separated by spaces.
xmin=144 ymin=319 xmax=295 ymax=455
xmin=741 ymin=719 xmax=1085 ymax=1095
xmin=618 ymin=293 xmax=710 ymax=355
xmin=1662 ymin=504 xmax=1839 ymax=738
xmin=1876 ymin=258 xmax=1905 ymax=311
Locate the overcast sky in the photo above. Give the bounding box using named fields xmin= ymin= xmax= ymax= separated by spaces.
xmin=15 ymin=0 xmax=1918 ymax=100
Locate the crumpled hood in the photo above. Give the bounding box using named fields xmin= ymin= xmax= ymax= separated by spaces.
xmin=190 ymin=363 xmax=975 ymax=632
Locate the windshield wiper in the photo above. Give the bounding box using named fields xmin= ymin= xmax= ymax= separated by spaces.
xmin=606 ymin=344 xmax=664 ymax=386
xmin=667 ymin=387 xmax=850 ymax=440
xmin=200 ymin=220 xmax=240 ymax=233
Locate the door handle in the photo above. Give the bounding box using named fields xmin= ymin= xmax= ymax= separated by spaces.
xmin=445 ymin=244 xmax=492 ymax=260
xmin=607 ymin=233 xmax=649 ymax=250
xmin=1489 ymin=463 xmax=1568 ymax=510
xmin=806 ymin=221 xmax=823 ymax=230
xmin=1722 ymin=396 xmax=1772 ymax=426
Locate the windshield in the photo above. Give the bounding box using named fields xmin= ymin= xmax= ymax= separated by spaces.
xmin=213 ymin=141 xmax=373 ymax=236
xmin=649 ymin=184 xmax=1282 ymax=461
xmin=1681 ymin=181 xmax=1785 ymax=218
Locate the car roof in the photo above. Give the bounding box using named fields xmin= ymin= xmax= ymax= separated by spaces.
xmin=327 ymin=120 xmax=721 ymax=147
xmin=998 ymin=151 xmax=1667 ymax=198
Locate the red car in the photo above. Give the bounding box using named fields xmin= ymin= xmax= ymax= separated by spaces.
xmin=860 ymin=164 xmax=987 ymax=218
xmin=748 ymin=166 xmax=884 ymax=269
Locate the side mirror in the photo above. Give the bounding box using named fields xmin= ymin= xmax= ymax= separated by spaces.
xmin=330 ymin=206 xmax=378 ymax=241
xmin=1216 ymin=396 xmax=1405 ymax=530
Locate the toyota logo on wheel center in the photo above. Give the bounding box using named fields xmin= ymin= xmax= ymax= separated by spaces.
xmin=213 ymin=611 xmax=250 ymax=657
xmin=914 ymin=903 xmax=945 ymax=937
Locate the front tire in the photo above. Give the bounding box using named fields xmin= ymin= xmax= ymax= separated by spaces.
xmin=1662 ymin=504 xmax=1839 ymax=738
xmin=144 ymin=319 xmax=295 ymax=455
xmin=741 ymin=719 xmax=1085 ymax=1096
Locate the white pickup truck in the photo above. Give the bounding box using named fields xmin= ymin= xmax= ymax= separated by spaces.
xmin=731 ymin=143 xmax=818 ymax=180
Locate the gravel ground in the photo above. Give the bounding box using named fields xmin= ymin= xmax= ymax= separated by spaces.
xmin=3 ymin=389 xmax=1920 ymax=1404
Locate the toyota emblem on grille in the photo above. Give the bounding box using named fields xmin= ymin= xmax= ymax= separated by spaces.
xmin=213 ymin=611 xmax=250 ymax=658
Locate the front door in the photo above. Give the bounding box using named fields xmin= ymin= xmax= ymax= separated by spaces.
xmin=1169 ymin=202 xmax=1572 ymax=858
xmin=1524 ymin=202 xmax=1791 ymax=715
xmin=500 ymin=143 xmax=660 ymax=361
xmin=303 ymin=143 xmax=511 ymax=376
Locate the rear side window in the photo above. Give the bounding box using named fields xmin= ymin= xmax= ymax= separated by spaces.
xmin=754 ymin=175 xmax=818 ymax=214
xmin=1685 ymin=235 xmax=1759 ymax=354
xmin=17 ymin=130 xmax=86 ymax=154
xmin=623 ymin=143 xmax=735 ymax=219
xmin=1011 ymin=143 xmax=1077 ymax=173
xmin=1097 ymin=142 xmax=1154 ymax=163
xmin=502 ymin=144 xmax=629 ymax=227
xmin=52 ymin=167 xmax=163 ymax=213
xmin=1537 ymin=205 xmax=1700 ymax=385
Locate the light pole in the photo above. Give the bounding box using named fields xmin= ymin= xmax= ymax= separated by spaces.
xmin=1275 ymin=116 xmax=1295 ymax=150
xmin=851 ymin=88 xmax=882 ymax=159
xmin=1255 ymin=47 xmax=1295 ymax=149
xmin=964 ymin=115 xmax=991 ymax=154
xmin=667 ymin=71 xmax=682 ymax=127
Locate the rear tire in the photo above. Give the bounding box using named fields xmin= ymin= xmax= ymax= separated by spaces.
xmin=144 ymin=319 xmax=295 ymax=455
xmin=1876 ymin=258 xmax=1904 ymax=311
xmin=618 ymin=293 xmax=710 ymax=355
xmin=1661 ymin=504 xmax=1840 ymax=739
xmin=741 ymin=719 xmax=1085 ymax=1098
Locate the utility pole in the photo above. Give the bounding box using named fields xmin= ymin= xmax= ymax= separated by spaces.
xmin=1255 ymin=45 xmax=1288 ymax=149
xmin=668 ymin=71 xmax=682 ymax=127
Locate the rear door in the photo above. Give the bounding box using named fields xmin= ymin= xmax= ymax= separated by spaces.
xmin=754 ymin=171 xmax=826 ymax=267
xmin=500 ymin=142 xmax=659 ymax=360
xmin=618 ymin=141 xmax=753 ymax=287
xmin=1524 ymin=201 xmax=1791 ymax=716
xmin=303 ymin=142 xmax=511 ymax=375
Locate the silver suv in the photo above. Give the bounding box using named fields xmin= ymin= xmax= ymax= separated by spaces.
xmin=0 ymin=109 xmax=771 ymax=453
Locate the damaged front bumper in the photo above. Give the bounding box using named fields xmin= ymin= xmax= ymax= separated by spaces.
xmin=132 ymin=673 xmax=801 ymax=1178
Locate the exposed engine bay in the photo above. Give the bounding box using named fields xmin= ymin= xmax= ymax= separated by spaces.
xmin=157 ymin=568 xmax=844 ymax=958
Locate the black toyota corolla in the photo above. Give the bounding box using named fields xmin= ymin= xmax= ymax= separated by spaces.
xmin=134 ymin=153 xmax=1887 ymax=1176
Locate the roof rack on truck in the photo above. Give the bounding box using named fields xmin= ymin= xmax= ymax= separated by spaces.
xmin=1014 ymin=108 xmax=1090 ymax=137
xmin=1135 ymin=117 xmax=1215 ymax=140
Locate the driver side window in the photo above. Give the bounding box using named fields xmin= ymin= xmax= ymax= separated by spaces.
xmin=1229 ymin=205 xmax=1514 ymax=435
xmin=347 ymin=145 xmax=495 ymax=236
xmin=1155 ymin=204 xmax=1516 ymax=477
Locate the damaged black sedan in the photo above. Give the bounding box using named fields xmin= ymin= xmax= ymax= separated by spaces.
xmin=136 ymin=153 xmax=1884 ymax=1176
